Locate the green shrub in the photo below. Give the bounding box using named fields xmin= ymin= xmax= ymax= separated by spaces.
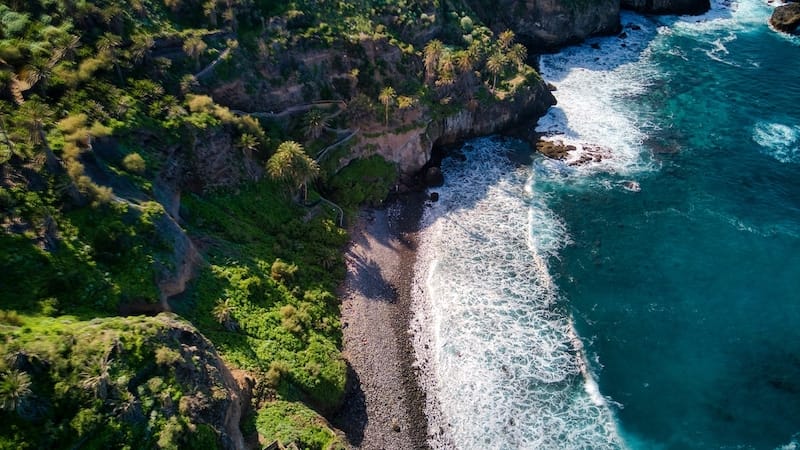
xmin=271 ymin=259 xmax=298 ymax=283
xmin=0 ymin=310 xmax=22 ymax=326
xmin=328 ymin=155 xmax=397 ymax=209
xmin=256 ymin=401 xmax=346 ymax=450
xmin=122 ymin=153 xmax=147 ymax=174
xmin=155 ymin=347 xmax=183 ymax=366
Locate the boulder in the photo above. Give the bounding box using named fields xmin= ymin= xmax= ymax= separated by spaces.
xmin=425 ymin=166 xmax=444 ymax=187
xmin=536 ymin=140 xmax=573 ymax=160
xmin=771 ymin=3 xmax=800 ymax=34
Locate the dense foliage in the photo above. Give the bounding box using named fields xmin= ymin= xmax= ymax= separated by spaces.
xmin=0 ymin=0 xmax=544 ymax=448
xmin=0 ymin=314 xmax=230 ymax=450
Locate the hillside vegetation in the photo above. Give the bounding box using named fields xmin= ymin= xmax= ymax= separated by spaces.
xmin=0 ymin=0 xmax=547 ymax=448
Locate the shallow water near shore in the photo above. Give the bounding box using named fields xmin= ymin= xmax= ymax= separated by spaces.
xmin=413 ymin=0 xmax=800 ymax=448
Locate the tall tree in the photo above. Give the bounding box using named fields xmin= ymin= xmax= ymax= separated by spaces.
xmin=266 ymin=141 xmax=320 ymax=201
xmin=17 ymin=98 xmax=60 ymax=172
xmin=183 ymin=36 xmax=207 ymax=71
xmin=303 ymin=109 xmax=328 ymax=140
xmin=237 ymin=133 xmax=259 ymax=159
xmin=378 ymin=86 xmax=396 ymax=126
xmin=423 ymin=40 xmax=444 ymax=83
xmin=486 ymin=52 xmax=505 ymax=90
xmin=509 ymin=43 xmax=527 ymax=70
xmin=0 ymin=370 xmax=31 ymax=412
xmin=498 ymin=29 xmax=515 ymax=51
xmin=96 ymin=32 xmax=124 ymax=84
xmin=130 ymin=33 xmax=154 ymax=65
xmin=396 ymin=95 xmax=414 ymax=120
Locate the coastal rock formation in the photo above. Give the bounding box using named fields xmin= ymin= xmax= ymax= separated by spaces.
xmin=469 ymin=0 xmax=621 ymax=51
xmin=621 ymin=0 xmax=710 ymax=15
xmin=536 ymin=140 xmax=576 ymax=160
xmin=0 ymin=314 xmax=247 ymax=449
xmin=770 ymin=2 xmax=800 ymax=34
xmin=352 ymin=76 xmax=556 ymax=177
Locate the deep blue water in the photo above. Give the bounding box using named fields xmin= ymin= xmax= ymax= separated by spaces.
xmin=413 ymin=1 xmax=800 ymax=448
xmin=546 ymin=2 xmax=800 ymax=448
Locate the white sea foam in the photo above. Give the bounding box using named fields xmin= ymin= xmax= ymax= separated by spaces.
xmin=535 ymin=12 xmax=662 ymax=179
xmin=752 ymin=120 xmax=800 ymax=163
xmin=410 ymin=139 xmax=623 ymax=449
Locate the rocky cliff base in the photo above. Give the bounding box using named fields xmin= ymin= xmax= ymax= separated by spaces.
xmin=771 ymin=2 xmax=800 ymax=34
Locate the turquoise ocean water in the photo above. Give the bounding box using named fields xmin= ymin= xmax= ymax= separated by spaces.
xmin=412 ymin=1 xmax=800 ymax=448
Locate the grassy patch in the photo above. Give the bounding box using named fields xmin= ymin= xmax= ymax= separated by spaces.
xmin=256 ymin=400 xmax=347 ymax=450
xmin=0 ymin=314 xmax=229 ymax=450
xmin=327 ymin=155 xmax=397 ymax=211
xmin=176 ymin=180 xmax=348 ymax=410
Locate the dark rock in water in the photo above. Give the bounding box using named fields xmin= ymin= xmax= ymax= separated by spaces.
xmin=547 ymin=82 xmax=558 ymax=92
xmin=429 ymin=192 xmax=439 ymax=202
xmin=591 ymin=42 xmax=601 ymax=49
xmin=618 ymin=31 xmax=628 ymax=38
xmin=622 ymin=0 xmax=709 ymax=15
xmin=628 ymin=23 xmax=642 ymax=30
xmin=424 ymin=166 xmax=444 ymax=187
xmin=536 ymin=140 xmax=572 ymax=160
xmin=771 ymin=3 xmax=800 ymax=34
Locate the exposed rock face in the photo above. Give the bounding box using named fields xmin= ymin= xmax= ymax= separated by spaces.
xmin=469 ymin=0 xmax=621 ymax=52
xmin=771 ymin=2 xmax=800 ymax=34
xmin=431 ymin=81 xmax=556 ymax=147
xmin=621 ymin=0 xmax=710 ymax=15
xmin=358 ymin=78 xmax=556 ymax=176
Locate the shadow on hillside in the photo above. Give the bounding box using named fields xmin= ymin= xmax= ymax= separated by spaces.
xmin=330 ymin=362 xmax=367 ymax=446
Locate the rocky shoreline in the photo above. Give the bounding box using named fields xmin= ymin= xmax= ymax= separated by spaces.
xmin=332 ymin=193 xmax=430 ymax=449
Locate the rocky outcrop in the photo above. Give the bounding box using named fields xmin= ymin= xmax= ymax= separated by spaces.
xmin=0 ymin=314 xmax=246 ymax=449
xmin=621 ymin=0 xmax=710 ymax=15
xmin=771 ymin=2 xmax=800 ymax=34
xmin=469 ymin=0 xmax=621 ymax=52
xmin=357 ymin=77 xmax=556 ymax=176
xmin=428 ymin=80 xmax=556 ymax=149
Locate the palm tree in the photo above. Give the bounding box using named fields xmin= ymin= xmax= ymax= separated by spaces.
xmin=423 ymin=40 xmax=444 ymax=83
xmin=303 ymin=109 xmax=328 ymax=140
xmin=396 ymin=95 xmax=414 ymax=120
xmin=54 ymin=34 xmax=81 ymax=63
xmin=183 ymin=36 xmax=208 ymax=71
xmin=129 ymin=33 xmax=154 ymax=66
xmin=212 ymin=299 xmax=237 ymax=331
xmin=486 ymin=52 xmax=506 ymax=90
xmin=203 ymin=0 xmax=218 ymax=26
xmin=438 ymin=52 xmax=455 ymax=85
xmin=237 ymin=133 xmax=259 ymax=159
xmin=378 ymin=86 xmax=396 ymax=126
xmin=21 ymin=57 xmax=53 ymax=95
xmin=266 ymin=141 xmax=320 ymax=201
xmin=96 ymin=33 xmax=124 ymax=84
xmin=222 ymin=3 xmax=237 ymax=32
xmin=498 ymin=29 xmax=515 ymax=51
xmin=455 ymin=50 xmax=475 ymax=74
xmin=509 ymin=43 xmax=528 ymax=70
xmin=17 ymin=98 xmax=61 ymax=173
xmin=79 ymin=354 xmax=112 ymax=400
xmin=0 ymin=370 xmax=32 ymax=412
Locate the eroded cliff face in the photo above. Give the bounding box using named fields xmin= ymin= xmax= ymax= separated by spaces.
xmin=621 ymin=0 xmax=710 ymax=15
xmin=470 ymin=0 xmax=621 ymax=52
xmin=351 ymin=78 xmax=556 ymax=177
